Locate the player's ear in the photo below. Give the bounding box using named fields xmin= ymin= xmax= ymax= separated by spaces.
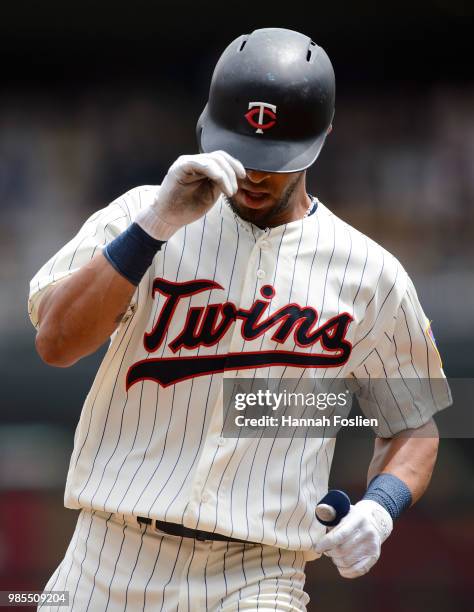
xmin=327 ymin=108 xmax=335 ymax=135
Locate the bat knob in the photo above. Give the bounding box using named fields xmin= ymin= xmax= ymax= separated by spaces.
xmin=316 ymin=489 xmax=351 ymax=526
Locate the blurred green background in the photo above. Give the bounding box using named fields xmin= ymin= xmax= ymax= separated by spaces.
xmin=0 ymin=1 xmax=473 ymax=610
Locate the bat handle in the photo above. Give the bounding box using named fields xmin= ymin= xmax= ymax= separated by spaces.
xmin=316 ymin=489 xmax=351 ymax=527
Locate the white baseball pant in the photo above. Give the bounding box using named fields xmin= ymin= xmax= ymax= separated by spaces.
xmin=39 ymin=509 xmax=311 ymax=611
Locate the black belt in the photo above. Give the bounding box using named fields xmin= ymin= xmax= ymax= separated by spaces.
xmin=137 ymin=517 xmax=250 ymax=544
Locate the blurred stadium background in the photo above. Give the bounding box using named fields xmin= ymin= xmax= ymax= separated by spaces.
xmin=0 ymin=1 xmax=473 ymax=610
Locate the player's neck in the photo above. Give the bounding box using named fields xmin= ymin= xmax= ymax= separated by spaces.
xmin=257 ymin=183 xmax=312 ymax=229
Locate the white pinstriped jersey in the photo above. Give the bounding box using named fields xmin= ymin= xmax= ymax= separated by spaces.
xmin=29 ymin=186 xmax=451 ymax=555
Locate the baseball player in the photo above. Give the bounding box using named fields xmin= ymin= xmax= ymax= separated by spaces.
xmin=29 ymin=28 xmax=451 ymax=611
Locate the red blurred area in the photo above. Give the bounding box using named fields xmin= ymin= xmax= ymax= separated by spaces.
xmin=0 ymin=491 xmax=76 ymax=591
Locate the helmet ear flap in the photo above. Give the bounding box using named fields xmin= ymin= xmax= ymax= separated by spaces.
xmin=196 ymin=105 xmax=207 ymax=153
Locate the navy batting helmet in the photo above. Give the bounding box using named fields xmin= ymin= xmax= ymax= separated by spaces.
xmin=196 ymin=28 xmax=335 ymax=173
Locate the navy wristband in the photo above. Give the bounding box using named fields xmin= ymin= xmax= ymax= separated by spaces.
xmin=362 ymin=473 xmax=412 ymax=520
xmin=103 ymin=222 xmax=165 ymax=286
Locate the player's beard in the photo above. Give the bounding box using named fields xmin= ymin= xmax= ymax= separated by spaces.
xmin=225 ymin=173 xmax=303 ymax=228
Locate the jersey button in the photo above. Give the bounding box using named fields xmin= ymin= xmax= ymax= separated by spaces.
xmin=260 ymin=240 xmax=269 ymax=250
xmin=256 ymin=269 xmax=266 ymax=279
xmin=217 ymin=437 xmax=226 ymax=446
xmin=201 ymin=492 xmax=210 ymax=503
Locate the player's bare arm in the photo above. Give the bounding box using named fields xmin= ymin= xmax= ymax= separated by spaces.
xmin=35 ymin=151 xmax=245 ymax=367
xmin=367 ymin=418 xmax=439 ymax=502
xmin=35 ymin=254 xmax=137 ymax=367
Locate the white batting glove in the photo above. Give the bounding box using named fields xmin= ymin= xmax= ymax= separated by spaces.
xmin=136 ymin=151 xmax=246 ymax=240
xmin=315 ymin=500 xmax=393 ymax=579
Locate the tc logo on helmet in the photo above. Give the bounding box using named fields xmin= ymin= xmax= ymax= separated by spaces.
xmin=245 ymin=102 xmax=277 ymax=134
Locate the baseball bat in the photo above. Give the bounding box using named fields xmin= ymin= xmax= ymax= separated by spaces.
xmin=315 ymin=489 xmax=351 ymax=527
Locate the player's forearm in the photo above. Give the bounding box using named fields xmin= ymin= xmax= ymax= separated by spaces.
xmin=367 ymin=419 xmax=439 ymax=504
xmin=35 ymin=252 xmax=136 ymax=367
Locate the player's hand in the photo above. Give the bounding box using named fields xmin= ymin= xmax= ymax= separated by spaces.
xmin=136 ymin=151 xmax=246 ymax=240
xmin=315 ymin=500 xmax=393 ymax=579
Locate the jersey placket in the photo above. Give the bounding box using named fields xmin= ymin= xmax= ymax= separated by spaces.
xmin=182 ymin=222 xmax=277 ymax=533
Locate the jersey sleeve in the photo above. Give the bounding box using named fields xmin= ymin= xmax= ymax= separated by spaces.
xmin=28 ymin=188 xmax=141 ymax=330
xmin=351 ymin=276 xmax=452 ymax=437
